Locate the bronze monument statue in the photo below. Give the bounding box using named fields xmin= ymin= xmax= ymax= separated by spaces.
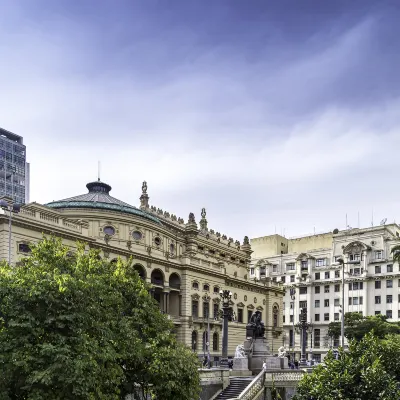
xmin=246 ymin=310 xmax=265 ymax=338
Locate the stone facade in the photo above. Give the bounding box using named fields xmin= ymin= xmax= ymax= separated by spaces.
xmin=0 ymin=180 xmax=284 ymax=362
xmin=250 ymin=225 xmax=400 ymax=362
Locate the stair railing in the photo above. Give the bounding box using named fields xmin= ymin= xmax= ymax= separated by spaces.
xmin=235 ymin=370 xmax=265 ymax=400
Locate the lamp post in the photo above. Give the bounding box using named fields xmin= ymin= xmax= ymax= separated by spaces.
xmin=203 ymin=294 xmax=211 ymax=368
xmin=0 ymin=199 xmax=21 ymax=265
xmin=289 ymin=288 xmax=296 ymax=362
xmin=296 ymin=308 xmax=313 ymax=367
xmin=219 ymin=289 xmax=233 ymax=369
xmin=335 ymin=258 xmax=360 ymax=349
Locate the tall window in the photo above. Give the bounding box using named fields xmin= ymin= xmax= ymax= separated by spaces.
xmin=213 ymin=303 xmax=219 ymax=319
xmin=314 ymin=329 xmax=320 ymax=348
xmin=191 ymin=331 xmax=197 ymax=351
xmin=287 ymin=263 xmax=295 ymax=271
xmin=248 ymin=310 xmax=253 ymax=323
xmin=212 ymin=332 xmax=219 ymax=351
xmin=316 ymin=258 xmax=326 ymax=267
xmin=315 ymin=286 xmax=320 ymax=294
xmin=387 ymin=264 xmax=393 ymax=273
xmin=192 ymin=301 xmax=198 ymax=318
xmin=299 ymin=301 xmax=307 ymax=309
xmin=203 ymin=302 xmax=210 ymax=319
xmin=289 ymin=329 xmax=294 ymax=347
xmin=299 ymin=287 xmax=307 ymax=294
xmin=273 ymin=305 xmax=279 ymax=328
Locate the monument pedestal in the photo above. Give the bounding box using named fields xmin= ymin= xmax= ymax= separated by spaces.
xmin=233 ymin=357 xmax=248 ymax=371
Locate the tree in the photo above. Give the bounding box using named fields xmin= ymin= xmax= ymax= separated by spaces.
xmin=293 ymin=333 xmax=400 ymax=400
xmin=0 ymin=237 xmax=200 ymax=400
xmin=328 ymin=312 xmax=400 ymax=342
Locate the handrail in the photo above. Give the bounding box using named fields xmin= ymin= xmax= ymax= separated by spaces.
xmin=236 ymin=370 xmax=265 ymax=400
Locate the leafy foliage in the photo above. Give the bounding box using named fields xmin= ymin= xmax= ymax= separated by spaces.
xmin=294 ymin=333 xmax=400 ymax=400
xmin=0 ymin=237 xmax=200 ymax=400
xmin=328 ymin=312 xmax=400 ymax=341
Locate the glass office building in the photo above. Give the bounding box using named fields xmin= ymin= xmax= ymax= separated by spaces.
xmin=0 ymin=127 xmax=29 ymax=205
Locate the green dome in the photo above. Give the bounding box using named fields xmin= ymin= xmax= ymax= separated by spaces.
xmin=46 ymin=180 xmax=161 ymax=224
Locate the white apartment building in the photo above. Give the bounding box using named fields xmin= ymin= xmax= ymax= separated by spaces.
xmin=250 ymin=224 xmax=400 ymax=363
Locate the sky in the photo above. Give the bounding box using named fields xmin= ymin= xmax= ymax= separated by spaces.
xmin=1 ymin=0 xmax=400 ymax=242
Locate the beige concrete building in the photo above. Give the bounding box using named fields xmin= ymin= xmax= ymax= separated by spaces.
xmin=250 ymin=225 xmax=400 ymax=362
xmin=0 ymin=179 xmax=284 ymax=364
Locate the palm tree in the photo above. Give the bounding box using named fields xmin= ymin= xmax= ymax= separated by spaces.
xmin=391 ymin=244 xmax=400 ymax=264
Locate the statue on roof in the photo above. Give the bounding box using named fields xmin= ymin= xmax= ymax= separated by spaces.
xmin=142 ymin=181 xmax=148 ymax=194
xmin=243 ymin=236 xmax=250 ymax=245
xmin=201 ymin=208 xmax=206 ymax=218
xmin=188 ymin=212 xmax=196 ymax=223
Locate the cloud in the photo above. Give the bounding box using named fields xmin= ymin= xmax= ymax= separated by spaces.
xmin=0 ymin=1 xmax=399 ymax=241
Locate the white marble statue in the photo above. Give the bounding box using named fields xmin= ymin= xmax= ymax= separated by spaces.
xmin=277 ymin=346 xmax=287 ymax=358
xmin=234 ymin=344 xmax=246 ymax=358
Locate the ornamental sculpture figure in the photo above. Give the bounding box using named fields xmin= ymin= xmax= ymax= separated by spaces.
xmin=277 ymin=346 xmax=287 ymax=358
xmin=246 ymin=310 xmax=265 ymax=339
xmin=142 ymin=181 xmax=148 ymax=194
xmin=188 ymin=212 xmax=196 ymax=223
xmin=234 ymin=344 xmax=246 ymax=358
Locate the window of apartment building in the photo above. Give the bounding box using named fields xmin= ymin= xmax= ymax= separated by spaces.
xmin=375 ymin=296 xmax=381 ymax=304
xmin=281 ymin=276 xmax=286 ymax=283
xmin=334 ymin=298 xmax=340 ymax=306
xmin=324 ymin=285 xmax=330 ymax=293
xmin=387 ymin=264 xmax=393 ymax=273
xmin=260 ymin=267 xmax=266 ymax=276
xmin=192 ymin=300 xmax=199 ymax=318
xmin=314 ymin=354 xmax=322 ymax=363
xmin=237 ymin=308 xmax=243 ymax=323
xmin=315 ymin=272 xmax=320 ymax=280
xmin=299 ymin=301 xmax=307 ymax=309
xmin=290 ymin=315 xmax=293 ymax=323
xmin=335 ymin=270 xmax=340 ymax=278
xmin=348 ymin=297 xmax=352 ymax=305
xmin=350 ymin=268 xmax=362 ymax=276
xmin=324 ymin=299 xmax=329 ymax=307
xmin=282 ymin=315 xmax=285 ymax=323
xmin=203 ymin=302 xmax=210 ymax=319
xmin=398 ymin=310 xmax=400 ymax=319
xmin=301 ymin=260 xmax=308 ymax=270
xmin=302 ymin=274 xmax=307 ymax=281
xmin=324 ymin=313 xmax=329 ymax=321
xmin=272 ymin=277 xmax=277 ymax=282
xmin=334 ymin=313 xmax=339 ymax=321
xmin=375 ymin=250 xmax=383 ymax=260
xmin=387 ymin=295 xmax=393 ymax=304
xmin=315 ymin=286 xmax=320 ymax=294
xmin=375 ymin=265 xmax=381 ymax=274
xmin=333 ymin=338 xmax=340 ymax=348
xmin=299 ymin=287 xmax=307 ymax=295
xmin=250 ymin=268 xmax=255 ymax=275
xmin=375 ymin=280 xmax=381 ymax=289
xmin=349 ymin=253 xmax=360 ymax=262
xmin=315 ymin=314 xmax=320 ymax=322
xmin=350 ymin=282 xmax=363 ymax=291
xmin=386 ymin=310 xmax=392 ymax=319
xmin=290 ymin=275 xmax=295 ymax=282
xmin=315 ymin=300 xmax=320 ymax=308
xmin=314 ymin=329 xmax=320 ymax=347
xmin=316 ymin=258 xmax=326 ymax=267
xmin=325 ymin=271 xmax=330 ymax=279
xmin=375 ymin=311 xmax=381 ymax=315
xmin=334 ymin=284 xmax=340 ymax=292
xmin=272 ymin=265 xmax=278 ymax=273
xmin=387 ymin=280 xmax=393 ymax=288
xmin=286 ymin=263 xmax=295 ymax=271
xmin=290 ymin=302 xmax=294 ymax=309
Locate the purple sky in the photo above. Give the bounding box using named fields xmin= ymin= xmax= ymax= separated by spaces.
xmin=1 ymin=0 xmax=399 ymax=242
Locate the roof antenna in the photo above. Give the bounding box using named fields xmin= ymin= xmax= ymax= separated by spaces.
xmin=98 ymin=161 xmax=101 ymax=182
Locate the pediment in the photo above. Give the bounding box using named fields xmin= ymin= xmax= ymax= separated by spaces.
xmin=296 ymin=253 xmax=315 ymax=261
xmin=237 ymin=302 xmax=245 ymax=308
xmin=256 ymin=306 xmax=264 ymax=311
xmin=247 ymin=304 xmax=255 ymax=309
xmin=191 ymin=293 xmax=200 ymax=300
xmin=343 ymin=241 xmax=370 ymax=254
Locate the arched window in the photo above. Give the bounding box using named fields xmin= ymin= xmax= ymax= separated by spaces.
xmin=203 ymin=284 xmax=210 ymax=291
xmin=213 ymin=286 xmax=219 ymax=294
xmin=202 ymin=331 xmax=208 ymax=352
xmin=192 ymin=331 xmax=197 ymax=351
xmin=192 ymin=282 xmax=199 ymax=290
xmin=212 ymin=332 xmax=219 ymax=351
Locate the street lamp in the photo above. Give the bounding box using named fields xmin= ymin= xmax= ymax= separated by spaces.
xmin=335 ymin=258 xmax=360 ymax=349
xmin=0 ymin=199 xmax=21 ymax=265
xmin=219 ymin=289 xmax=234 ymax=369
xmin=290 ymin=288 xmax=296 ymax=362
xmin=295 ymin=308 xmax=313 ymax=367
xmin=203 ymin=294 xmax=211 ymax=368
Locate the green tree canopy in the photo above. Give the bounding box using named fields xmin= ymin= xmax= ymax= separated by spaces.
xmin=0 ymin=237 xmax=200 ymax=400
xmin=328 ymin=312 xmax=400 ymax=342
xmin=294 ymin=333 xmax=400 ymax=400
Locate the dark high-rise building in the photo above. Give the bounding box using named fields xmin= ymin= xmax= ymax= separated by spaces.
xmin=0 ymin=127 xmax=29 ymax=204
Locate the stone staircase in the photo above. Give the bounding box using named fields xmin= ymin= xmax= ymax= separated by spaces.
xmin=215 ymin=377 xmax=253 ymax=400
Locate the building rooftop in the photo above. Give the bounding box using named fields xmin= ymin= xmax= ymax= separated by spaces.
xmin=46 ymin=180 xmax=161 ymax=224
xmin=0 ymin=127 xmax=24 ymax=145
